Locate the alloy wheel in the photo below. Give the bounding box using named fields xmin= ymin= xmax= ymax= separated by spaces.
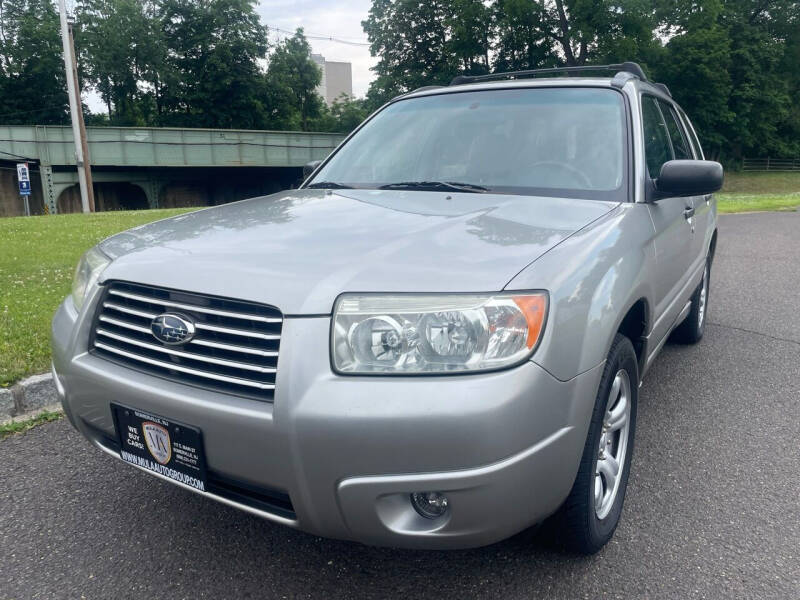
xmin=594 ymin=369 xmax=632 ymax=520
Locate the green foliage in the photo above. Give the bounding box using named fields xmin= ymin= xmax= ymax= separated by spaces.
xmin=492 ymin=0 xmax=555 ymax=72
xmin=0 ymin=0 xmax=68 ymax=125
xmin=1 ymin=0 xmax=797 ymax=158
xmin=265 ymin=29 xmax=324 ymax=131
xmin=311 ymin=95 xmax=370 ymax=133
xmin=76 ymin=0 xmax=164 ymax=126
xmin=654 ymin=0 xmax=800 ymax=161
xmin=364 ymin=0 xmax=662 ymax=107
xmin=656 ymin=24 xmax=734 ymax=159
xmin=363 ymin=0 xmax=458 ymax=106
xmin=446 ymin=0 xmax=492 ymax=74
xmin=74 ymin=3 xmax=359 ymax=133
xmin=363 ymin=0 xmax=800 ymax=163
xmin=159 ymin=0 xmax=269 ymax=128
xmin=0 ymin=1 xmax=362 ymax=134
xmin=0 ymin=410 xmax=63 ymax=438
xmin=328 ymin=96 xmax=370 ymax=133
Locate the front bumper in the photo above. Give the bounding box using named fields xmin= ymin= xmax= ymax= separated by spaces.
xmin=52 ymin=292 xmax=602 ymax=549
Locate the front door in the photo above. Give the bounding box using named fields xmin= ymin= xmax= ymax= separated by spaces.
xmin=676 ymin=105 xmax=714 ymax=273
xmin=641 ymin=95 xmax=695 ymax=346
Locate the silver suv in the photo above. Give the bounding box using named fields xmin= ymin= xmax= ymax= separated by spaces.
xmin=52 ymin=63 xmax=722 ymax=553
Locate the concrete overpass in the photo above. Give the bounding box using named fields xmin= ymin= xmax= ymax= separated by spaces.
xmin=0 ymin=125 xmax=345 ymax=215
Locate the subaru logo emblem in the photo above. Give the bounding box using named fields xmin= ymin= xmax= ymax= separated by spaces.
xmin=151 ymin=313 xmax=196 ymax=345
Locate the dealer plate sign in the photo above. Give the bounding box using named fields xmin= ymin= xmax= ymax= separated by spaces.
xmin=111 ymin=404 xmax=208 ymax=492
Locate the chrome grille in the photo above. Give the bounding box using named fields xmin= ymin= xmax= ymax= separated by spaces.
xmin=90 ymin=282 xmax=282 ymax=401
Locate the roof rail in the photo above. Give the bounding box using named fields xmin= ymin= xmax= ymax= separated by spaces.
xmin=390 ymin=85 xmax=445 ymax=102
xmin=652 ymin=82 xmax=672 ymax=97
xmin=450 ymin=62 xmax=649 ymax=86
xmin=411 ymin=85 xmax=445 ymax=94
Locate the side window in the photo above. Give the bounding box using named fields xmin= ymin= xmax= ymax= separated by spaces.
xmin=658 ymin=100 xmax=692 ymax=160
xmin=641 ymin=96 xmax=673 ymax=179
xmin=678 ymin=108 xmax=704 ymax=159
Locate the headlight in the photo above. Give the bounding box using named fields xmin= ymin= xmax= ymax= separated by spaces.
xmin=332 ymin=293 xmax=547 ymax=374
xmin=71 ymin=246 xmax=111 ymax=310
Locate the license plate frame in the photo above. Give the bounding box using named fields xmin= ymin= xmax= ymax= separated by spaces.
xmin=111 ymin=403 xmax=208 ymax=492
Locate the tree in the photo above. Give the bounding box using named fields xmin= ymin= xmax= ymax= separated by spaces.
xmin=492 ymin=0 xmax=660 ymax=72
xmin=653 ymin=0 xmax=799 ymax=160
xmin=658 ymin=26 xmax=733 ymax=159
xmin=777 ymin=11 xmax=800 ymax=157
xmin=330 ymin=95 xmax=370 ymax=133
xmin=724 ymin=22 xmax=789 ymax=158
xmin=363 ymin=0 xmax=457 ymax=106
xmin=311 ymin=94 xmax=370 ymax=133
xmin=363 ymin=0 xmax=658 ymax=105
xmin=265 ymin=29 xmax=324 ymax=131
xmin=76 ymin=0 xmax=164 ymax=125
xmin=159 ymin=0 xmax=269 ymax=128
xmin=445 ymin=0 xmax=491 ymax=74
xmin=0 ymin=0 xmax=68 ymax=125
xmin=492 ymin=0 xmax=555 ymax=72
xmin=361 ymin=0 xmax=800 ymax=163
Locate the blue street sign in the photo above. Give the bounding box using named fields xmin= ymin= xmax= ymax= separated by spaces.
xmin=17 ymin=163 xmax=31 ymax=196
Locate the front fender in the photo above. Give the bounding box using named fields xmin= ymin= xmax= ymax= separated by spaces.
xmin=505 ymin=204 xmax=657 ymax=382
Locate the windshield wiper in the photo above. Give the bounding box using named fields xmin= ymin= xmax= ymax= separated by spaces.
xmin=378 ymin=181 xmax=489 ymax=193
xmin=305 ymin=181 xmax=354 ymax=189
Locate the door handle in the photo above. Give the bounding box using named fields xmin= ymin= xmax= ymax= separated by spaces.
xmin=683 ymin=206 xmax=695 ymax=219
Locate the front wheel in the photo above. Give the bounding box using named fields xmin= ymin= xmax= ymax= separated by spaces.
xmin=559 ymin=333 xmax=638 ymax=554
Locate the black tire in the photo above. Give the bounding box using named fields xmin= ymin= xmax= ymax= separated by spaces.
xmin=671 ymin=258 xmax=710 ymax=344
xmin=559 ymin=333 xmax=638 ymax=554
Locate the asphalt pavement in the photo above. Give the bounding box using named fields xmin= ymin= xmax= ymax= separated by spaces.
xmin=1 ymin=212 xmax=799 ymax=599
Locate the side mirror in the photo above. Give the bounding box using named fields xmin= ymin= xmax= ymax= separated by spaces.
xmin=654 ymin=160 xmax=723 ymax=198
xmin=303 ymin=160 xmax=322 ymax=179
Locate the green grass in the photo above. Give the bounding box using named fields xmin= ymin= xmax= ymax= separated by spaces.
xmin=717 ymin=171 xmax=800 ymax=214
xmin=716 ymin=193 xmax=800 ymax=214
xmin=0 ymin=409 xmax=63 ymax=439
xmin=0 ymin=209 xmax=196 ymax=386
xmin=722 ymin=171 xmax=800 ymax=194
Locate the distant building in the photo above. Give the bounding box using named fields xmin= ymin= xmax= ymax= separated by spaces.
xmin=311 ymin=54 xmax=353 ymax=105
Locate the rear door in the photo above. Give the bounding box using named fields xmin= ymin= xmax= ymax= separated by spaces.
xmin=641 ymin=95 xmax=695 ymax=347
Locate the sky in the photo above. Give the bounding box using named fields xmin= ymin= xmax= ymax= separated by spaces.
xmin=86 ymin=0 xmax=376 ymax=112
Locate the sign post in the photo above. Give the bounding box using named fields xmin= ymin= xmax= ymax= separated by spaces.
xmin=16 ymin=162 xmax=31 ymax=216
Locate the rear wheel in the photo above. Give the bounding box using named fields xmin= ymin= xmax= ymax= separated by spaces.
xmin=559 ymin=333 xmax=638 ymax=554
xmin=671 ymin=258 xmax=710 ymax=344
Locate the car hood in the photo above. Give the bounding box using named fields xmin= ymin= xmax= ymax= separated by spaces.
xmin=99 ymin=189 xmax=618 ymax=315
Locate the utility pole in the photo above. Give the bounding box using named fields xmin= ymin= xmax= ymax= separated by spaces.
xmin=58 ymin=0 xmax=95 ymax=213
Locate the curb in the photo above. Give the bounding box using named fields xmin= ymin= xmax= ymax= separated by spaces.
xmin=0 ymin=373 xmax=60 ymax=423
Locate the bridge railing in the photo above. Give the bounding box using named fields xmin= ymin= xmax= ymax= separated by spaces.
xmin=0 ymin=125 xmax=346 ymax=168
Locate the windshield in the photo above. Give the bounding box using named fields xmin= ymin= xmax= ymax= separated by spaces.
xmin=308 ymin=87 xmax=628 ymax=200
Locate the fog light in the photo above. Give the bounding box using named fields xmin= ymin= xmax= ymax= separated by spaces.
xmin=410 ymin=491 xmax=449 ymax=519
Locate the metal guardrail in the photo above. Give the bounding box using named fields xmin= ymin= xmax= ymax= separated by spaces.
xmin=742 ymin=158 xmax=800 ymax=172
